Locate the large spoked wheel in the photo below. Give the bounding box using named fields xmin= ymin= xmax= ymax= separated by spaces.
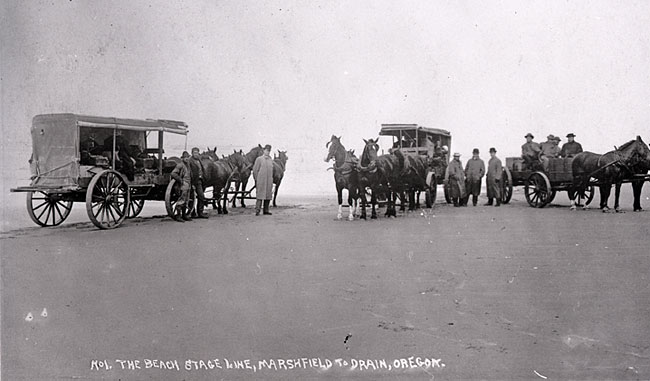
xmin=524 ymin=171 xmax=552 ymax=208
xmin=85 ymin=170 xmax=129 ymax=229
xmin=501 ymin=167 xmax=513 ymax=204
xmin=126 ymin=197 xmax=145 ymax=218
xmin=443 ymin=180 xmax=451 ymax=204
xmin=164 ymin=179 xmax=195 ymax=219
xmin=575 ymin=185 xmax=595 ymax=207
xmin=425 ymin=172 xmax=437 ymax=208
xmin=26 ymin=192 xmax=73 ymax=227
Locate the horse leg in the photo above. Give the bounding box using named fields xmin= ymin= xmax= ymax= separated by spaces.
xmin=632 ymin=180 xmax=644 ymax=211
xmin=222 ymin=186 xmax=229 ymax=214
xmin=240 ymin=179 xmax=248 ymax=208
xmin=360 ymin=187 xmax=367 ymax=220
xmin=230 ymin=181 xmax=239 ymax=208
xmin=347 ymin=189 xmax=355 ymax=221
xmin=599 ymin=184 xmax=611 ymax=212
xmin=337 ymin=187 xmax=343 ymax=220
xmin=614 ymin=182 xmax=623 ymax=213
xmin=371 ymin=190 xmax=378 ymax=219
xmin=273 ymin=180 xmax=280 ymax=207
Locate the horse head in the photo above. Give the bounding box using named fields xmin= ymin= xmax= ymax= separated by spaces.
xmin=277 ymin=150 xmax=288 ymax=162
xmin=202 ymin=147 xmax=218 ymax=161
xmin=325 ymin=135 xmax=344 ymax=163
xmin=226 ymin=150 xmax=248 ymax=174
xmin=361 ymin=138 xmax=380 ymax=167
xmin=618 ymin=136 xmax=650 ymax=169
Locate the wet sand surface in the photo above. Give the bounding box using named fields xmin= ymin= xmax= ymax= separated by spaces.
xmin=2 ymin=187 xmax=650 ymax=380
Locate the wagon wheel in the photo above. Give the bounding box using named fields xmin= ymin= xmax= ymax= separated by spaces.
xmin=575 ymin=185 xmax=594 ymax=207
xmin=443 ymin=179 xmax=451 ymax=204
xmin=501 ymin=167 xmax=513 ymax=204
xmin=26 ymin=191 xmax=73 ymax=227
xmin=85 ymin=170 xmax=129 ymax=229
xmin=546 ymin=190 xmax=557 ymax=204
xmin=126 ymin=197 xmax=145 ymax=218
xmin=425 ymin=172 xmax=437 ymax=208
xmin=524 ymin=171 xmax=552 ymax=208
xmin=164 ymin=179 xmax=195 ymax=219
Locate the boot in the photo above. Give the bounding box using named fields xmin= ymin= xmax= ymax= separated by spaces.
xmin=182 ymin=207 xmax=192 ymax=221
xmin=255 ymin=200 xmax=262 ymax=216
xmin=495 ymin=199 xmax=501 ymax=207
xmin=195 ymin=201 xmax=208 ymax=219
xmin=472 ymin=195 xmax=478 ymax=206
xmin=484 ymin=198 xmax=493 ymax=206
xmin=263 ymin=200 xmax=272 ymax=215
xmin=174 ymin=205 xmax=185 ymax=222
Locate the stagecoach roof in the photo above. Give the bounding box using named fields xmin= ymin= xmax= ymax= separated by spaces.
xmin=33 ymin=113 xmax=188 ymax=135
xmin=379 ymin=124 xmax=451 ymax=137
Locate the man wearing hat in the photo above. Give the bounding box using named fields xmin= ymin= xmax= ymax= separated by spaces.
xmin=189 ymin=147 xmax=208 ymax=218
xmin=521 ymin=133 xmax=542 ymax=170
xmin=446 ymin=152 xmax=466 ymax=207
xmin=464 ymin=148 xmax=485 ymax=206
xmin=560 ymin=133 xmax=583 ymax=158
xmin=170 ymin=151 xmax=192 ymax=222
xmin=540 ymin=135 xmax=561 ymax=171
xmin=485 ymin=147 xmax=503 ymax=206
xmin=253 ymin=144 xmax=275 ymax=216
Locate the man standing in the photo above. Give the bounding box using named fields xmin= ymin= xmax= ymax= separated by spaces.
xmin=464 ymin=148 xmax=485 ymax=206
xmin=170 ymin=151 xmax=192 ymax=222
xmin=188 ymin=147 xmax=208 ymax=218
xmin=560 ymin=133 xmax=583 ymax=158
xmin=447 ymin=153 xmax=466 ymax=207
xmin=485 ymin=147 xmax=503 ymax=207
xmin=253 ymin=144 xmax=274 ymax=216
xmin=521 ymin=133 xmax=541 ymax=170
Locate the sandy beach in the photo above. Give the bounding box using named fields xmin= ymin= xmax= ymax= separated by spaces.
xmin=2 ymin=186 xmax=650 ymax=380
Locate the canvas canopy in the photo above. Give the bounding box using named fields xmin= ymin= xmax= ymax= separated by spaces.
xmin=29 ymin=114 xmax=188 ymax=189
xmin=379 ymin=124 xmax=451 ymax=138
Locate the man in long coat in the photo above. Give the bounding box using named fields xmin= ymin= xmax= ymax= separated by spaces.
xmin=485 ymin=147 xmax=503 ymax=206
xmin=189 ymin=147 xmax=208 ymax=218
xmin=170 ymin=151 xmax=192 ymax=222
xmin=446 ymin=152 xmax=466 ymax=207
xmin=253 ymin=144 xmax=274 ymax=216
xmin=464 ymin=148 xmax=485 ymax=206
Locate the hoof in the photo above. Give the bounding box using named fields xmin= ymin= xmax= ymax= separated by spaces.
xmin=348 ymin=215 xmax=354 ymax=221
xmin=371 ymin=215 xmax=377 ymax=219
xmin=570 ymin=206 xmax=576 ymax=211
xmin=634 ymin=208 xmax=643 ymax=212
xmin=337 ymin=214 xmax=342 ymax=220
xmin=615 ymin=208 xmax=624 ymax=213
xmin=223 ymin=210 xmax=228 ymax=215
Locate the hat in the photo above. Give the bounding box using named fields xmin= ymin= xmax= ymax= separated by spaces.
xmin=553 ymin=136 xmax=561 ymax=141
xmin=489 ymin=147 xmax=497 ymax=153
xmin=453 ymin=152 xmax=461 ymax=157
xmin=263 ymin=144 xmax=272 ymax=151
xmin=191 ymin=147 xmax=200 ymax=153
xmin=181 ymin=151 xmax=190 ymax=158
xmin=525 ymin=133 xmax=534 ymax=138
xmin=566 ymin=133 xmax=576 ymax=138
xmin=441 ymin=145 xmax=448 ymax=152
xmin=472 ymin=148 xmax=479 ymax=154
xmin=547 ymin=134 xmax=555 ymax=140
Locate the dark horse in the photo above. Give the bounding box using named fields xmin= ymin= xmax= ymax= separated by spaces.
xmin=357 ymin=138 xmax=405 ymax=218
xmin=400 ymin=152 xmax=429 ymax=210
xmin=324 ymin=135 xmax=359 ymax=220
xmin=272 ymin=150 xmax=288 ymax=207
xmin=230 ymin=145 xmax=264 ymax=208
xmin=200 ymin=150 xmax=248 ymax=215
xmin=570 ymin=136 xmax=650 ymax=212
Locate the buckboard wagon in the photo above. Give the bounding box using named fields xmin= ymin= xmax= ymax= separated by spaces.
xmin=501 ymin=157 xmax=595 ymax=208
xmin=11 ymin=114 xmax=193 ymax=229
xmin=379 ymin=124 xmax=452 ymax=206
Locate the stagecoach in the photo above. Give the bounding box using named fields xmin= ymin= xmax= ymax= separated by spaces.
xmin=379 ymin=123 xmax=452 ymax=206
xmin=10 ymin=113 xmax=193 ymax=229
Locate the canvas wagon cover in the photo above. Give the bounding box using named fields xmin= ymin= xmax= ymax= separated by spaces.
xmin=30 ymin=114 xmax=80 ymax=188
xmin=29 ymin=114 xmax=188 ymax=188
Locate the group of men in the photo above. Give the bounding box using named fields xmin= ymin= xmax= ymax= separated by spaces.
xmin=170 ymin=144 xmax=275 ymax=222
xmin=521 ymin=133 xmax=583 ymax=170
xmin=446 ymin=147 xmax=503 ymax=207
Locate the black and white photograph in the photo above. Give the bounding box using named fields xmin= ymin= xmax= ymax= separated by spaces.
xmin=1 ymin=1 xmax=650 ymax=379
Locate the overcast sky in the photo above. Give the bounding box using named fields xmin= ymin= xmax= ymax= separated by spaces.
xmin=2 ymin=0 xmax=650 ymax=194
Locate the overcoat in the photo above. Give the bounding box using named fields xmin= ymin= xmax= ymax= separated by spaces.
xmin=486 ymin=156 xmax=503 ymax=200
xmin=447 ymin=159 xmax=466 ymax=199
xmin=253 ymin=154 xmax=274 ymax=200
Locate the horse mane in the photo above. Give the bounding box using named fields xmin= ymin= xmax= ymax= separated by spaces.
xmin=616 ymin=139 xmax=636 ymax=152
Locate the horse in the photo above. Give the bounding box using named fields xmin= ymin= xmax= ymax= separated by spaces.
xmin=324 ymin=135 xmax=359 ymax=220
xmin=229 ymin=145 xmax=264 ymax=208
xmin=201 ymin=150 xmax=248 ymax=215
xmin=272 ymin=150 xmax=288 ymax=207
xmin=357 ymin=139 xmax=405 ymax=218
xmin=570 ymin=136 xmax=650 ymax=212
xmin=400 ymin=152 xmax=429 ymax=210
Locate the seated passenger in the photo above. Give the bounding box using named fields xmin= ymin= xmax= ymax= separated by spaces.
xmin=560 ymin=133 xmax=583 ymax=158
xmin=521 ymin=133 xmax=542 ymax=170
xmin=540 ymin=135 xmax=561 ymax=171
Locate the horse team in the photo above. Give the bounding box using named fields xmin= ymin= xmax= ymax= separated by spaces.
xmin=325 ymin=134 xmax=650 ymax=220
xmin=187 ymin=145 xmax=289 ymax=214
